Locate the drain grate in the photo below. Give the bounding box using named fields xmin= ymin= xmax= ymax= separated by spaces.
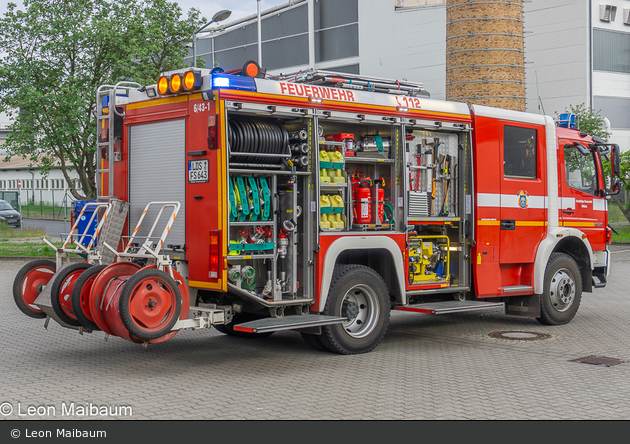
xmin=569 ymin=355 xmax=625 ymax=367
xmin=489 ymin=331 xmax=550 ymax=340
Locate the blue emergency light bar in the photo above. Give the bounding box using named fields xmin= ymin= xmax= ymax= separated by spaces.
xmin=557 ymin=113 xmax=579 ymax=129
xmin=211 ymin=73 xmax=257 ymax=92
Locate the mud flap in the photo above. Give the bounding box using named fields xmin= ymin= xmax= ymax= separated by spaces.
xmin=504 ymin=294 xmax=541 ymax=318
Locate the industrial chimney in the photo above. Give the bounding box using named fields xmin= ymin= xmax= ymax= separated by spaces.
xmin=446 ymin=0 xmax=526 ymax=111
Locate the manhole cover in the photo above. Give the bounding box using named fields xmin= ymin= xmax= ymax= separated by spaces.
xmin=569 ymin=355 xmax=625 ymax=367
xmin=489 ymin=331 xmax=550 ymax=340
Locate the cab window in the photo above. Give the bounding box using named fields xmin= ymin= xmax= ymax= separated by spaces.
xmin=564 ymin=145 xmax=598 ymax=196
xmin=504 ymin=126 xmax=537 ymax=179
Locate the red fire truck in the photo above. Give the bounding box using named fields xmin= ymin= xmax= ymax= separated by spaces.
xmin=12 ymin=61 xmax=621 ymax=354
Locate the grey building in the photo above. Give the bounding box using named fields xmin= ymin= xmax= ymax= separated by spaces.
xmin=190 ymin=0 xmax=630 ymax=149
xmin=524 ymin=0 xmax=630 ymax=149
xmin=188 ymin=0 xmax=447 ymax=97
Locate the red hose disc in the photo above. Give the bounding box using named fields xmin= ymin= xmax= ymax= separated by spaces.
xmin=106 ymin=265 xmax=190 ymax=344
xmin=88 ymin=262 xmax=141 ymax=336
xmin=19 ymin=263 xmax=55 ymax=316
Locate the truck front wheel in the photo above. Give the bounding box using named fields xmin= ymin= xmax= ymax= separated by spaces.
xmin=320 ymin=265 xmax=390 ymax=355
xmin=537 ymin=253 xmax=582 ymax=325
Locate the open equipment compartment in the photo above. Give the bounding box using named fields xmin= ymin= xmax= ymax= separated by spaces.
xmin=225 ymin=105 xmax=314 ymax=304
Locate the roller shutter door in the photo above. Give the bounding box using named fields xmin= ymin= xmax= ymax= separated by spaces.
xmin=128 ymin=119 xmax=186 ymax=250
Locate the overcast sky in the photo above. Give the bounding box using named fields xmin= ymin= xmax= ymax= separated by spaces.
xmin=0 ymin=1 xmax=290 ymax=24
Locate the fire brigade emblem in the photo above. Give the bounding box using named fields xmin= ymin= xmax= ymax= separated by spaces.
xmin=517 ymin=190 xmax=529 ymax=209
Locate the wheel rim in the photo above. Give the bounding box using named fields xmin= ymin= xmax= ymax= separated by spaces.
xmin=339 ymin=284 xmax=380 ymax=338
xmin=549 ymin=268 xmax=576 ymax=312
xmin=127 ymin=275 xmax=179 ymax=333
xmin=79 ymin=275 xmax=98 ymax=323
xmin=57 ymin=269 xmax=85 ymax=320
xmin=21 ymin=266 xmax=55 ymax=312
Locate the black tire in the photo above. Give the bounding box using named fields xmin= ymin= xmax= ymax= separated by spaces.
xmin=320 ymin=265 xmax=390 ymax=355
xmin=118 ymin=268 xmax=182 ymax=341
xmin=12 ymin=259 xmax=56 ymax=319
xmin=300 ymin=332 xmax=328 ymax=352
xmin=214 ymin=313 xmax=275 ymax=338
xmin=50 ymin=262 xmax=91 ymax=327
xmin=71 ymin=264 xmax=108 ymax=331
xmin=537 ymin=253 xmax=582 ymax=326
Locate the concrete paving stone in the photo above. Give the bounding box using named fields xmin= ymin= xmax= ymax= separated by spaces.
xmin=1 ymin=251 xmax=630 ymax=420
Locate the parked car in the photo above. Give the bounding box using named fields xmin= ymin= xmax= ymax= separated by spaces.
xmin=0 ymin=199 xmax=22 ymax=228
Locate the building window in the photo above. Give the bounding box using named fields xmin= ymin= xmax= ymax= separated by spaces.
xmin=395 ymin=0 xmax=446 ymax=9
xmin=593 ymin=28 xmax=630 ymax=73
xmin=593 ymin=96 xmax=630 ymax=130
xmin=503 ymin=126 xmax=537 ymax=179
xmin=315 ymin=0 xmax=359 ymax=63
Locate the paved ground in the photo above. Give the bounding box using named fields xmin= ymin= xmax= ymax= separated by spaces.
xmin=0 ymin=247 xmax=629 ymax=421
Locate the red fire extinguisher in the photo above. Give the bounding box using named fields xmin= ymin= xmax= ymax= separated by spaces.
xmin=351 ymin=171 xmax=373 ymax=224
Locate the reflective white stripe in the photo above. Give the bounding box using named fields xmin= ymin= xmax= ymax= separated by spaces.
xmin=478 ymin=194 xmax=605 ymax=212
xmin=559 ymin=197 xmax=575 ymax=210
xmin=477 ymin=193 xmax=500 ymax=207
xmin=593 ymin=198 xmax=607 ymax=211
xmin=501 ymin=194 xmax=545 ymax=209
xmin=477 ymin=193 xmax=546 ymax=209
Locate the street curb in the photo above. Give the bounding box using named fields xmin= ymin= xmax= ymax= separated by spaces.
xmin=0 ymin=256 xmax=83 ymax=262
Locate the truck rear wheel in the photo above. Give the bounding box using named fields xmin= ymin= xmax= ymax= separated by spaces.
xmin=300 ymin=332 xmax=328 ymax=352
xmin=537 ymin=253 xmax=582 ymax=325
xmin=320 ymin=265 xmax=390 ymax=355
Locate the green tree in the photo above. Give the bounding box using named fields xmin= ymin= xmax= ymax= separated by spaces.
xmin=558 ymin=104 xmax=630 ymax=222
xmin=0 ymin=0 xmax=203 ymax=199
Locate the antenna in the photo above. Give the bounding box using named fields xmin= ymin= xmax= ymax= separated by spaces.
xmin=535 ymin=71 xmax=546 ymax=115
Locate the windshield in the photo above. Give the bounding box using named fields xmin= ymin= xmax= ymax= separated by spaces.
xmin=0 ymin=202 xmax=14 ymax=211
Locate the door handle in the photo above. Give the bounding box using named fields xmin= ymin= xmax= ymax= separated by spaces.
xmin=563 ymin=209 xmax=574 ymax=214
xmin=500 ymin=219 xmax=515 ymax=230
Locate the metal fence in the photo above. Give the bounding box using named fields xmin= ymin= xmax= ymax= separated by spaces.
xmin=18 ymin=189 xmax=75 ymax=221
xmin=0 ymin=191 xmax=18 ymax=209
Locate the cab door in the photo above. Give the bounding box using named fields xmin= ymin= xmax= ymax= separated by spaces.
xmin=499 ymin=123 xmax=547 ymax=264
xmin=558 ymin=140 xmax=607 ymax=249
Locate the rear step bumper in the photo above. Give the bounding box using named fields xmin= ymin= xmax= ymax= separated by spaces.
xmin=394 ymin=300 xmax=504 ymax=315
xmin=592 ymin=272 xmax=607 ymax=288
xmin=233 ymin=314 xmax=347 ymax=334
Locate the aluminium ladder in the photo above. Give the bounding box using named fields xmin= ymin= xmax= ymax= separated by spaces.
xmin=95 ymin=82 xmax=140 ymax=200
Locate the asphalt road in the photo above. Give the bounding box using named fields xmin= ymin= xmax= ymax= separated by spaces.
xmin=21 ymin=218 xmax=71 ymax=239
xmin=0 ymin=246 xmax=629 ymax=421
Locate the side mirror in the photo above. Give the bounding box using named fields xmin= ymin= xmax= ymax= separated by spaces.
xmin=611 ymin=144 xmax=621 ymax=178
xmin=606 ymin=145 xmax=622 ymax=196
xmin=574 ymin=142 xmax=591 ymax=155
xmin=611 ymin=177 xmax=621 ymax=195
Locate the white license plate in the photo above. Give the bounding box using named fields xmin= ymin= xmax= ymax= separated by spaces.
xmin=188 ymin=159 xmax=209 ymax=183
